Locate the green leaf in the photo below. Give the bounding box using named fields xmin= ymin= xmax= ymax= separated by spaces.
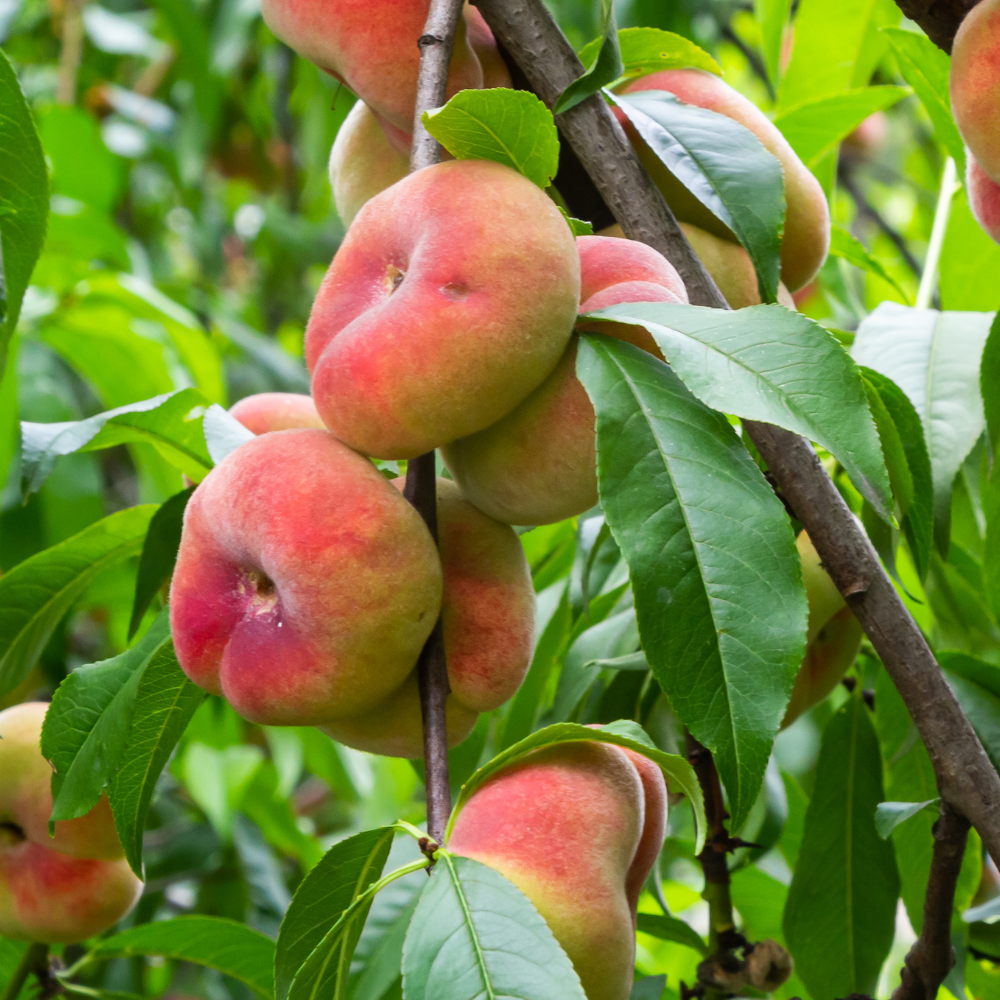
xmin=0 ymin=505 xmax=157 ymax=700
xmin=555 ymin=0 xmax=622 ymax=114
xmin=853 ymin=301 xmax=993 ymax=553
xmin=579 ymin=28 xmax=721 ymax=83
xmin=874 ymin=799 xmax=939 ymax=839
xmin=560 ymin=210 xmax=594 ymax=237
xmin=982 ymin=312 xmax=1000 ymax=452
xmin=576 ymin=335 xmax=805 ymax=826
xmin=421 ymin=90 xmax=561 ymax=190
xmin=860 ymin=368 xmax=934 ymax=580
xmin=203 ymin=403 xmax=255 ymax=464
xmin=941 ymin=192 xmax=1000 ymax=312
xmin=448 ymin=719 xmax=705 ymax=853
xmin=610 ymin=91 xmax=785 ymax=304
xmin=21 ymin=389 xmax=212 ymax=495
xmin=774 ymin=86 xmax=907 ymax=168
xmin=829 ymin=225 xmax=910 ymax=303
xmin=783 ymin=696 xmax=900 ymax=1000
xmin=86 ymin=916 xmax=275 ymax=999
xmin=41 ymin=610 xmax=172 ymax=823
xmin=754 ymin=0 xmax=792 ymax=91
xmin=0 ymin=48 xmax=48 ymax=373
xmin=582 ymin=302 xmax=893 ymax=520
xmin=37 ymin=105 xmax=122 ymax=212
xmin=940 ymin=653 xmax=1000 ymax=776
xmin=108 ymin=643 xmax=205 ymax=875
xmin=630 ymin=976 xmax=667 ymax=1000
xmin=635 ymin=912 xmax=708 ymax=956
xmin=882 ymin=27 xmax=965 ymax=172
xmin=277 ymin=828 xmax=394 ymax=1000
xmin=129 ymin=485 xmax=195 ymax=638
xmin=401 ymin=853 xmax=587 ymax=1000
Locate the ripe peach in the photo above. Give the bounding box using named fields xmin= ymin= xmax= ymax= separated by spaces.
xmin=968 ymin=156 xmax=1000 ymax=245
xmin=229 ymin=392 xmax=325 ymax=435
xmin=307 ymin=159 xmax=580 ymax=459
xmin=0 ymin=703 xmax=142 ymax=943
xmin=951 ymin=0 xmax=1000 ymax=184
xmin=169 ymin=429 xmax=443 ymax=726
xmin=448 ymin=740 xmax=667 ymax=1000
xmin=463 ymin=5 xmax=512 ymax=89
xmin=619 ymin=69 xmax=830 ymax=291
xmin=328 ymin=102 xmax=410 ymax=228
xmin=782 ymin=532 xmax=862 ymax=727
xmin=259 ymin=0 xmax=483 ymax=139
xmin=326 ymin=477 xmax=536 ymax=756
xmin=443 ymin=235 xmax=686 ymax=525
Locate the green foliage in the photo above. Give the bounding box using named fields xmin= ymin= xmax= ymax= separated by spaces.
xmin=0 ymin=48 xmax=47 ymax=371
xmin=577 ymin=335 xmax=806 ymax=826
xmin=422 ymin=90 xmax=561 ymax=190
xmin=401 ymin=854 xmax=587 ymax=1000
xmin=555 ymin=0 xmax=622 ymax=113
xmin=829 ymin=225 xmax=909 ymax=302
xmin=784 ymin=696 xmax=900 ymax=1000
xmin=610 ymin=91 xmax=785 ymax=303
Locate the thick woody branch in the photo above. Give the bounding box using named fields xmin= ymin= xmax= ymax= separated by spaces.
xmin=892 ymin=0 xmax=978 ymax=52
xmin=405 ymin=0 xmax=464 ymax=845
xmin=474 ymin=0 xmax=1000 ymax=866
xmin=892 ymin=801 xmax=970 ymax=1000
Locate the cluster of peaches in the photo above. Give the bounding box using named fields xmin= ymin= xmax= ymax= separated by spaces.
xmin=953 ymin=0 xmax=1000 ymax=245
xmin=0 ymin=6 xmax=853 ymax=988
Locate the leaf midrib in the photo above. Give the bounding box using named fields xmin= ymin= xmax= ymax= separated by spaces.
xmin=443 ymin=854 xmax=498 ymax=1000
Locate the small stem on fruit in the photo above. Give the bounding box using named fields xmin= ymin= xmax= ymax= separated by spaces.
xmin=916 ymin=156 xmax=958 ymax=310
xmin=2 ymin=943 xmax=49 ymax=1000
xmin=892 ymin=800 xmax=970 ymax=1000
xmin=407 ymin=0 xmax=463 ymax=844
xmin=476 ymin=0 xmax=1000 ymax=874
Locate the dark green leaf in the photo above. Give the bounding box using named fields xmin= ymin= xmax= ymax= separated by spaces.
xmin=421 ymin=90 xmax=561 ymax=190
xmin=773 ymin=86 xmax=907 ymax=168
xmin=86 ymin=916 xmax=275 ymax=999
xmin=784 ymin=696 xmax=900 ymax=1000
xmin=129 ymin=485 xmax=195 ymax=638
xmin=0 ymin=48 xmax=48 ymax=373
xmin=883 ymin=27 xmax=965 ymax=171
xmin=0 ymin=505 xmax=157 ymax=700
xmin=401 ymin=853 xmax=587 ymax=1000
xmin=829 ymin=226 xmax=909 ymax=303
xmin=447 ymin=719 xmax=705 ymax=852
xmin=981 ymin=311 xmax=1000 ymax=452
xmin=41 ymin=610 xmax=172 ymax=823
xmin=554 ymin=0 xmax=623 ymax=114
xmin=583 ymin=302 xmax=893 ymax=520
xmin=576 ymin=335 xmax=806 ymax=826
xmin=630 ymin=975 xmax=666 ymax=1000
xmin=21 ymin=389 xmax=212 ymax=495
xmin=276 ymin=827 xmax=394 ymax=1000
xmin=636 ymin=913 xmax=708 ymax=956
xmin=853 ymin=302 xmax=993 ymax=553
xmin=108 ymin=643 xmax=205 ymax=875
xmin=610 ymin=91 xmax=784 ymax=304
xmin=860 ymin=368 xmax=934 ymax=580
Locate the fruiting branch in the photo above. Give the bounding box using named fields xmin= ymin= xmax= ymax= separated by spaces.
xmin=473 ymin=0 xmax=1000 ymax=865
xmin=891 ymin=0 xmax=979 ymax=52
xmin=892 ymin=801 xmax=970 ymax=1000
xmin=1 ymin=943 xmax=50 ymax=1000
xmin=405 ymin=0 xmax=465 ymax=844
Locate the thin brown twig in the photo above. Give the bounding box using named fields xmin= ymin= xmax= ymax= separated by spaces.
xmin=404 ymin=0 xmax=465 ymax=846
xmin=473 ymin=0 xmax=1000 ymax=868
xmin=892 ymin=801 xmax=971 ymax=1000
xmin=55 ymin=0 xmax=84 ymax=105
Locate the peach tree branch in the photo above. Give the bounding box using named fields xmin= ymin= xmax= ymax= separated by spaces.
xmin=405 ymin=0 xmax=465 ymax=844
